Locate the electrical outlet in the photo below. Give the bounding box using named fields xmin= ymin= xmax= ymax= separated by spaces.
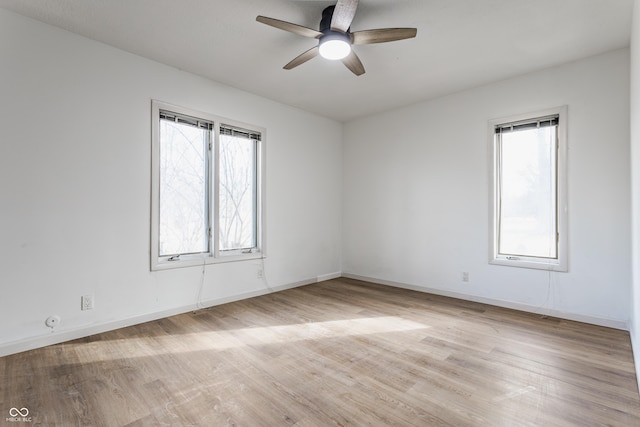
xmin=462 ymin=272 xmax=470 ymax=282
xmin=257 ymin=268 xmax=263 ymax=279
xmin=81 ymin=294 xmax=94 ymax=311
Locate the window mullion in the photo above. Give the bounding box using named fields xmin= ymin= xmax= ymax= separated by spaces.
xmin=212 ymin=124 xmax=221 ymax=259
xmin=496 ymin=133 xmax=504 ymax=257
xmin=251 ymin=139 xmax=259 ymax=249
xmin=206 ymin=128 xmax=213 ymax=257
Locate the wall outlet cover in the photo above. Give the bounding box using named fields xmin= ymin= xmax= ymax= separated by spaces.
xmin=81 ymin=295 xmax=94 ymax=311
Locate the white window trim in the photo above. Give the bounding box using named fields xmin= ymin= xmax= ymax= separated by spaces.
xmin=150 ymin=100 xmax=266 ymax=271
xmin=488 ymin=105 xmax=568 ymax=272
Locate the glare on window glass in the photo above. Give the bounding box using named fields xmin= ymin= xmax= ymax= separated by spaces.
xmin=159 ymin=119 xmax=208 ymax=256
xmin=498 ymin=125 xmax=557 ymax=258
xmin=219 ymin=134 xmax=256 ymax=251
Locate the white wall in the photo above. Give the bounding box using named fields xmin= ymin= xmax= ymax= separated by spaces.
xmin=0 ymin=9 xmax=343 ymax=355
xmin=630 ymin=0 xmax=640 ymax=381
xmin=343 ymin=49 xmax=631 ymax=327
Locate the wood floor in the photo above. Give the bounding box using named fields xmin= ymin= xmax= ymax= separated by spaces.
xmin=1 ymin=278 xmax=639 ymax=426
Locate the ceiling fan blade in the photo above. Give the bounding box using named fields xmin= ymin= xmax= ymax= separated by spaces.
xmin=284 ymin=46 xmax=320 ymax=70
xmin=256 ymin=16 xmax=322 ymax=39
xmin=351 ymin=28 xmax=418 ymax=45
xmin=331 ymin=0 xmax=359 ymax=33
xmin=341 ymin=49 xmax=365 ymax=76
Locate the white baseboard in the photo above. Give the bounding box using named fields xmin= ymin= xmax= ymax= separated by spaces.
xmin=0 ymin=276 xmax=331 ymax=358
xmin=317 ymin=272 xmax=342 ymax=282
xmin=631 ymin=327 xmax=640 ymax=384
xmin=2 ymin=271 xmax=627 ymax=358
xmin=342 ymin=273 xmax=629 ymax=331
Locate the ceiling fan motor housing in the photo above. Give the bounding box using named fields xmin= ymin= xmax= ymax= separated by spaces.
xmin=320 ymin=6 xmax=349 ymax=34
xmin=319 ymin=31 xmax=351 ymax=46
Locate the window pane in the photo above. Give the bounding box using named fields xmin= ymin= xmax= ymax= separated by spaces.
xmin=219 ymin=134 xmax=257 ymax=251
xmin=498 ymin=126 xmax=557 ymax=258
xmin=159 ymin=118 xmax=208 ymax=256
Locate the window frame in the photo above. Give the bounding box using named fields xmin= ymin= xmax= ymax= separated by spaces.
xmin=151 ymin=100 xmax=266 ymax=271
xmin=488 ymin=106 xmax=568 ymax=272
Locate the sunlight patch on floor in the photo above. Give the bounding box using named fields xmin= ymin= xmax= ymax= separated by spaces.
xmin=69 ymin=316 xmax=430 ymax=363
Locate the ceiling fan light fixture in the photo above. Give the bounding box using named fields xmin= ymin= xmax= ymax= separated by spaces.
xmin=319 ymin=33 xmax=351 ymax=60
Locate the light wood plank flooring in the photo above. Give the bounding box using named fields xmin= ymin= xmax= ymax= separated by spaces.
xmin=1 ymin=278 xmax=639 ymax=426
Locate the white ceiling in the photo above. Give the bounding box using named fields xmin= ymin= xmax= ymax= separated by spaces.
xmin=0 ymin=0 xmax=634 ymax=122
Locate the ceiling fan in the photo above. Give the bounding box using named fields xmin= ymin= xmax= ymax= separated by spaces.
xmin=256 ymin=0 xmax=417 ymax=76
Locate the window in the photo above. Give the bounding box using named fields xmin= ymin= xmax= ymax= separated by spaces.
xmin=151 ymin=100 xmax=265 ymax=270
xmin=489 ymin=106 xmax=567 ymax=271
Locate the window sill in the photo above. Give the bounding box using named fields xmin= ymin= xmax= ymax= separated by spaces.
xmin=490 ymin=257 xmax=567 ymax=272
xmin=151 ymin=252 xmax=264 ymax=271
